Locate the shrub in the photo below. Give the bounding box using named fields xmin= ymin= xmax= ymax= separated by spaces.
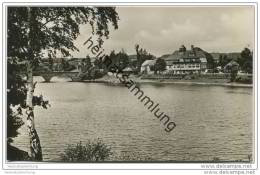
xmin=235 ymin=76 xmax=252 ymax=84
xmin=60 ymin=139 xmax=112 ymax=162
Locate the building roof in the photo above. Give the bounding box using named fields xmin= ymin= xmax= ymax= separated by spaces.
xmin=224 ymin=60 xmax=239 ymax=69
xmin=163 ymin=51 xmax=179 ymax=61
xmin=141 ymin=59 xmax=156 ymax=67
xmin=162 ymin=47 xmax=207 ymax=61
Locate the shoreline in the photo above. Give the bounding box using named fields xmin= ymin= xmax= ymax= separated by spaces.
xmin=35 ymin=75 xmax=253 ymax=88
xmin=136 ymin=79 xmax=253 ymax=88
xmin=83 ymin=75 xmax=253 ymax=88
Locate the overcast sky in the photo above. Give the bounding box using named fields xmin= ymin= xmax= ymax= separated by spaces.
xmin=73 ymin=6 xmax=254 ymax=58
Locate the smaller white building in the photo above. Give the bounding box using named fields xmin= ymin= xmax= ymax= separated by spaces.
xmin=141 ymin=60 xmax=156 ymax=74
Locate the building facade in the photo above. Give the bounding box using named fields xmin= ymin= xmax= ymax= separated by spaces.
xmin=141 ymin=59 xmax=156 ymax=74
xmin=163 ymin=45 xmax=208 ymax=75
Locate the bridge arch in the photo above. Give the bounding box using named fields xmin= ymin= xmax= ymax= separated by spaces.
xmin=37 ymin=71 xmax=81 ymax=82
xmin=41 ymin=74 xmax=53 ymax=82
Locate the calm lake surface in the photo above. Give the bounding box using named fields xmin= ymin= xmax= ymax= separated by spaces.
xmin=13 ymin=77 xmax=253 ymax=161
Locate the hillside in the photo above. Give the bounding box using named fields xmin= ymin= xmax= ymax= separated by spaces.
xmin=210 ymin=52 xmax=241 ymax=61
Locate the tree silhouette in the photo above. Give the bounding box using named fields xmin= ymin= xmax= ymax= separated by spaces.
xmin=239 ymin=48 xmax=253 ymax=73
xmin=154 ymin=58 xmax=166 ymax=74
xmin=8 ymin=7 xmax=119 ymax=160
xmin=134 ymin=44 xmax=155 ymax=72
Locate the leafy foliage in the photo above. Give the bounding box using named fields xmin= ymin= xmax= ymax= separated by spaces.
xmin=80 ymin=55 xmax=92 ymax=73
xmin=7 ymin=58 xmax=27 ymax=143
xmin=107 ymin=50 xmax=130 ymax=71
xmin=218 ymin=54 xmax=232 ymax=69
xmin=7 ymin=58 xmax=50 ymax=142
xmin=230 ymin=64 xmax=239 ymax=82
xmin=60 ymin=140 xmax=112 ymax=162
xmin=239 ymin=48 xmax=253 ymax=73
xmin=135 ymin=44 xmax=155 ymax=71
xmin=218 ymin=48 xmax=253 ymax=73
xmin=7 ymin=7 xmax=119 ymax=144
xmin=8 ymin=7 xmax=119 ymax=60
xmin=154 ymin=58 xmax=166 ymax=74
xmin=61 ymin=58 xmax=76 ymax=71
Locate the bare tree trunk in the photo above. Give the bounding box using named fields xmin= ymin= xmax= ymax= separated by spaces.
xmin=26 ymin=64 xmax=42 ymax=161
xmin=26 ymin=7 xmax=43 ymax=161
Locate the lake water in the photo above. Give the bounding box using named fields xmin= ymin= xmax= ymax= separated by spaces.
xmin=13 ymin=77 xmax=253 ymax=162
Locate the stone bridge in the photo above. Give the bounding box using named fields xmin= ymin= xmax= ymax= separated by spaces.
xmin=34 ymin=71 xmax=82 ymax=82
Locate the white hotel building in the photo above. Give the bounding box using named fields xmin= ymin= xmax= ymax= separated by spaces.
xmin=162 ymin=45 xmax=208 ymax=75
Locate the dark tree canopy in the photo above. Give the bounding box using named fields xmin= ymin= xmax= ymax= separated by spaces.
xmin=135 ymin=44 xmax=155 ymax=71
xmin=239 ymin=48 xmax=253 ymax=73
xmin=7 ymin=58 xmax=49 ymax=143
xmin=7 ymin=7 xmax=119 ymax=143
xmin=154 ymin=58 xmax=166 ymax=74
xmin=108 ymin=50 xmax=129 ymax=71
xmin=8 ymin=7 xmax=119 ymax=61
xmin=7 ymin=60 xmax=26 ymax=142
xmin=218 ymin=54 xmax=232 ymax=69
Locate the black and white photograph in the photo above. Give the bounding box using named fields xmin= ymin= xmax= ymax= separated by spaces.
xmin=0 ymin=0 xmax=259 ymax=174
